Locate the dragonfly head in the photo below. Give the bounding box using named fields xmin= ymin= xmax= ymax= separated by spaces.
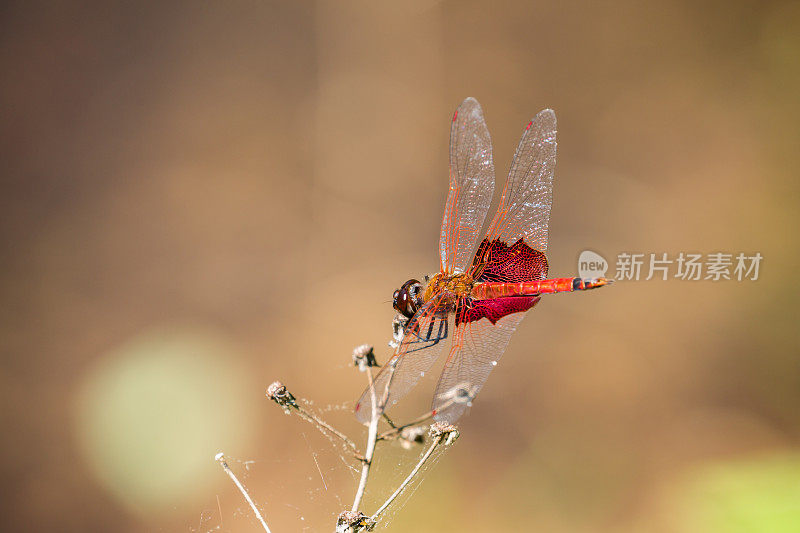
xmin=393 ymin=279 xmax=423 ymax=319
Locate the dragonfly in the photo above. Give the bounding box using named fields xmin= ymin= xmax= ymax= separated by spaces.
xmin=355 ymin=97 xmax=611 ymax=424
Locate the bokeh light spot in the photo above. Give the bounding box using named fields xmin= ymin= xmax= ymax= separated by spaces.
xmin=672 ymin=452 xmax=800 ymax=533
xmin=74 ymin=328 xmax=255 ymax=517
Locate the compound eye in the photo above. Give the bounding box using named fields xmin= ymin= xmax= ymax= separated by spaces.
xmin=401 ymin=279 xmax=421 ymax=292
xmin=393 ymin=288 xmax=409 ymax=314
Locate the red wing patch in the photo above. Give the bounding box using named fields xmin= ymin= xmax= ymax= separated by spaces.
xmin=456 ymin=296 xmax=540 ymax=326
xmin=471 ymin=238 xmax=548 ymax=282
xmin=458 ymin=238 xmax=548 ymax=325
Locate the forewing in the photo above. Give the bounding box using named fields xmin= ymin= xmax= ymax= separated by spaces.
xmin=432 ymin=304 xmax=534 ymax=423
xmin=440 ymin=97 xmax=496 ymax=274
xmin=355 ymin=296 xmax=452 ymax=424
xmin=484 ymin=109 xmax=556 ymax=252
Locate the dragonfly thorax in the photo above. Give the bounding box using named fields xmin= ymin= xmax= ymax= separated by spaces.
xmin=422 ymin=272 xmax=475 ymax=303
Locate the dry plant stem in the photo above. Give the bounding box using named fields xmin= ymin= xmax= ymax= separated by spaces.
xmin=351 ymin=366 xmax=380 ymax=512
xmin=370 ymin=434 xmax=445 ymax=521
xmin=215 ymin=452 xmax=272 ymax=533
xmin=295 ymin=404 xmax=364 ymax=460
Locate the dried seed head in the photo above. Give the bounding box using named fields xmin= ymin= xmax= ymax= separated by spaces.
xmin=266 ymin=381 xmax=297 ymax=412
xmin=352 ymin=344 xmax=377 ymax=371
xmin=430 ymin=422 xmax=460 ymax=445
xmin=398 ymin=426 xmax=426 ymax=449
xmin=336 ymin=510 xmax=375 ymax=532
xmin=388 ymin=314 xmax=408 ymax=349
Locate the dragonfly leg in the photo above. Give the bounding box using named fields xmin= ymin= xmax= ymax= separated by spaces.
xmin=404 ymin=315 xmax=449 ymax=354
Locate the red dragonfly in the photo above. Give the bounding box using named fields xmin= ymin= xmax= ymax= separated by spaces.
xmin=355 ymin=98 xmax=611 ymax=424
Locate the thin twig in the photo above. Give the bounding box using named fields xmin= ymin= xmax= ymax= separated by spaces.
xmin=381 ymin=413 xmax=397 ymax=428
xmin=377 ymin=409 xmax=436 ymax=441
xmin=266 ymin=381 xmax=364 ymax=461
xmin=370 ymin=433 xmax=445 ymax=521
xmin=377 ymin=393 xmax=462 ymax=441
xmin=215 ymin=452 xmax=272 ymax=533
xmin=295 ymin=404 xmax=364 ymax=460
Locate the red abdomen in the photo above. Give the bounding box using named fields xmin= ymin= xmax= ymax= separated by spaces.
xmin=471 ymin=278 xmax=578 ymax=299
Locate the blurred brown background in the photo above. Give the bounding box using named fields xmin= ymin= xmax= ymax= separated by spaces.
xmin=2 ymin=1 xmax=799 ymax=532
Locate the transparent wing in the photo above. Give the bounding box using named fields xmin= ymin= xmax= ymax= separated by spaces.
xmin=440 ymin=97 xmax=496 ymax=274
xmin=484 ymin=109 xmax=556 ymax=252
xmin=432 ymin=303 xmax=536 ymax=423
xmin=355 ymin=296 xmax=453 ymax=424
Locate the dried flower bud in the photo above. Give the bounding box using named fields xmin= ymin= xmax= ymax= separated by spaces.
xmin=388 ymin=314 xmax=408 ymax=349
xmin=430 ymin=422 xmax=459 ymax=445
xmin=352 ymin=344 xmax=377 ymax=371
xmin=266 ymin=381 xmax=297 ymax=413
xmin=398 ymin=426 xmax=426 ymax=449
xmin=336 ymin=510 xmax=375 ymax=532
